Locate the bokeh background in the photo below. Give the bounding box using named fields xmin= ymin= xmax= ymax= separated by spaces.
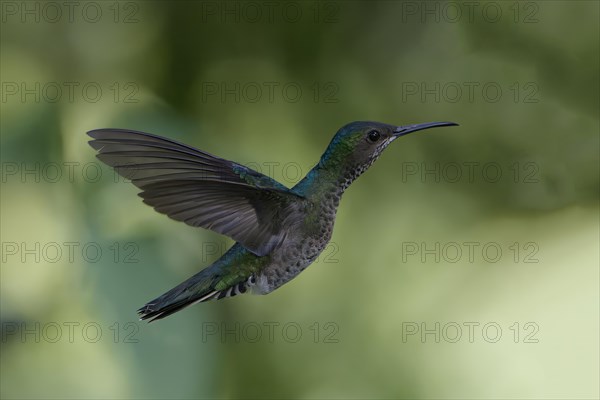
xmin=1 ymin=1 xmax=598 ymax=399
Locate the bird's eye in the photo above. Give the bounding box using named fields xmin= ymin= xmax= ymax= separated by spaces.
xmin=367 ymin=130 xmax=381 ymax=143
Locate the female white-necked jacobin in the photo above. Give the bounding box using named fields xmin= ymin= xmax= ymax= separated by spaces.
xmin=88 ymin=120 xmax=458 ymax=321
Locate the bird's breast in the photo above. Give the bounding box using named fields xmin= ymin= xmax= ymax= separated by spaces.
xmin=257 ymin=196 xmax=339 ymax=293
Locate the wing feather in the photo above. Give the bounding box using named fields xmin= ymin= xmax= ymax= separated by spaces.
xmin=88 ymin=129 xmax=306 ymax=256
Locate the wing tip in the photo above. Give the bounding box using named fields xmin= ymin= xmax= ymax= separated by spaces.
xmin=87 ymin=128 xmax=120 ymax=139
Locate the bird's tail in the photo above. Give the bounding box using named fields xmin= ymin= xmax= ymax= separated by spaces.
xmin=138 ymin=265 xmax=221 ymax=322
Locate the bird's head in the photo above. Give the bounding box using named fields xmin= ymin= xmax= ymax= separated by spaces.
xmin=319 ymin=120 xmax=458 ymax=177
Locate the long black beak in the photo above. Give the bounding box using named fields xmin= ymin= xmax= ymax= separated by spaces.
xmin=394 ymin=121 xmax=458 ymax=137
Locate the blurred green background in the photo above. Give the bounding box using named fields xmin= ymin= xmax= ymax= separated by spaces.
xmin=1 ymin=1 xmax=598 ymax=399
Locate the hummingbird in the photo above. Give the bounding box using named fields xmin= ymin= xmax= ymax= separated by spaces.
xmin=88 ymin=120 xmax=457 ymax=321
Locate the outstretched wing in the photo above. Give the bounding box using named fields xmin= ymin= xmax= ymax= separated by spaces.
xmin=87 ymin=129 xmax=306 ymax=256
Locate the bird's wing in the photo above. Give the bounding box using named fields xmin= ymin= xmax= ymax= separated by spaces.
xmin=87 ymin=129 xmax=307 ymax=256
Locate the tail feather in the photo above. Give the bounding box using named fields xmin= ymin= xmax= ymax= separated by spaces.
xmin=138 ymin=289 xmax=218 ymax=322
xmin=137 ymin=266 xmax=252 ymax=322
xmin=137 ymin=266 xmax=219 ymax=322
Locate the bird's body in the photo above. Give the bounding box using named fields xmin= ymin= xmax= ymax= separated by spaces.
xmin=88 ymin=120 xmax=457 ymax=321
